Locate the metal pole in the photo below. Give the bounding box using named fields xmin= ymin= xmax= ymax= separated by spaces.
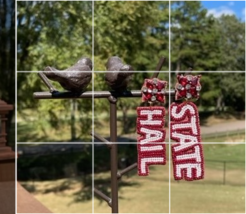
xmin=33 ymin=90 xmax=175 ymax=99
xmin=155 ymin=57 xmax=166 ymax=72
xmin=117 ymin=162 xmax=137 ymax=179
xmin=94 ymin=188 xmax=112 ymax=207
xmin=108 ymin=95 xmax=118 ymax=213
xmin=91 ymin=132 xmax=112 ymax=148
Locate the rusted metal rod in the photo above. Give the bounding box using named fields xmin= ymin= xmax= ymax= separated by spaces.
xmin=94 ymin=188 xmax=112 ymax=207
xmin=108 ymin=95 xmax=118 ymax=213
xmin=151 ymin=57 xmax=166 ymax=78
xmin=150 ymin=56 xmax=166 ymax=79
xmin=91 ymin=132 xmax=112 ymax=148
xmin=117 ymin=162 xmax=137 ymax=179
xmin=155 ymin=57 xmax=166 ymax=71
xmin=33 ymin=90 xmax=175 ymax=99
xmin=151 ymin=72 xmax=160 ymax=79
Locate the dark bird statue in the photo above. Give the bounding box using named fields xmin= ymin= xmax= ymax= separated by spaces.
xmin=105 ymin=56 xmax=134 ymax=91
xmin=43 ymin=57 xmax=92 ymax=93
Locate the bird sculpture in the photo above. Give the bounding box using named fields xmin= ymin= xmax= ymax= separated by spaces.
xmin=41 ymin=57 xmax=92 ymax=93
xmin=105 ymin=56 xmax=134 ymax=91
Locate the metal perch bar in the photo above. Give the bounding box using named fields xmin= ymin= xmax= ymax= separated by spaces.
xmin=33 ymin=90 xmax=175 ymax=99
xmin=151 ymin=56 xmax=166 ymax=79
xmin=94 ymin=188 xmax=112 ymax=207
xmin=155 ymin=57 xmax=166 ymax=71
xmin=117 ymin=162 xmax=137 ymax=179
xmin=151 ymin=72 xmax=160 ymax=79
xmin=108 ymin=96 xmax=119 ymax=213
xmin=34 ymin=57 xmax=170 ymax=214
xmin=91 ymin=132 xmax=112 ymax=148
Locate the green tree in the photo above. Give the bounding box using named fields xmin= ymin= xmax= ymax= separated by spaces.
xmin=17 ymin=1 xmax=92 ymax=71
xmin=94 ymin=1 xmax=169 ymax=134
xmin=94 ymin=1 xmax=169 ymax=71
xmin=200 ymin=73 xmax=245 ymax=112
xmin=171 ymin=1 xmax=245 ymax=114
xmin=17 ymin=1 xmax=93 ymax=141
xmin=171 ymin=1 xmax=221 ymax=71
xmin=16 ymin=1 xmax=245 ymax=141
xmin=215 ymin=15 xmax=245 ymax=71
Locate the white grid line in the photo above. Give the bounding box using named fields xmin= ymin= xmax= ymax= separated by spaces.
xmin=15 ymin=0 xmax=18 ymax=213
xmin=15 ymin=0 xmax=246 ymax=213
xmin=92 ymin=0 xmax=95 ymax=213
xmin=169 ymin=1 xmax=171 ymax=213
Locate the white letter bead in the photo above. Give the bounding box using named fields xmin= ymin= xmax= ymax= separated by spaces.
xmin=137 ymin=106 xmax=166 ymax=176
xmin=170 ymin=102 xmax=204 ymax=181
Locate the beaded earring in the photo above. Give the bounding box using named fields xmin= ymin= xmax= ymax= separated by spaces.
xmin=170 ymin=74 xmax=204 ymax=181
xmin=137 ymin=78 xmax=167 ymax=176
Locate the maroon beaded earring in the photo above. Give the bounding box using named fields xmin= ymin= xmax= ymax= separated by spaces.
xmin=137 ymin=78 xmax=167 ymax=176
xmin=170 ymin=74 xmax=204 ymax=181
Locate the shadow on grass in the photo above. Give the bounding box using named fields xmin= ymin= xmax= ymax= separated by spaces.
xmin=21 ymin=176 xmax=84 ymax=195
xmin=21 ymin=183 xmax=36 ymax=193
xmin=199 ymin=111 xmax=245 ymax=126
xmin=22 ymin=172 xmax=141 ymax=207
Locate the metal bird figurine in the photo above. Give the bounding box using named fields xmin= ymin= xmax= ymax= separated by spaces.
xmin=105 ymin=56 xmax=134 ymax=91
xmin=40 ymin=57 xmax=92 ymax=93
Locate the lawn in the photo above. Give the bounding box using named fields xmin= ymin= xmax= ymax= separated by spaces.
xmin=17 ymin=109 xmax=92 ymax=142
xmin=18 ymin=144 xmax=245 ymax=213
xmin=18 ymin=107 xmax=245 ymax=143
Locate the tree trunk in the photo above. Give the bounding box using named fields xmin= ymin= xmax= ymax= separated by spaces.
xmin=216 ymin=95 xmax=223 ymax=114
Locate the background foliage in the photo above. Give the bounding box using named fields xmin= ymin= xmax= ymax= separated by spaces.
xmin=0 ymin=1 xmax=242 ymax=212
xmin=14 ymin=1 xmax=245 ymax=142
xmin=17 ymin=1 xmax=93 ymax=141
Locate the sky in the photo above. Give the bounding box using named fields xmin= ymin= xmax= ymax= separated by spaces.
xmin=201 ymin=1 xmax=245 ymax=21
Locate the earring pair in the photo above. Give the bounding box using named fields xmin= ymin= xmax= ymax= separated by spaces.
xmin=137 ymin=74 xmax=204 ymax=181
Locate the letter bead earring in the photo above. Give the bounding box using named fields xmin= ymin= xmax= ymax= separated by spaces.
xmin=170 ymin=74 xmax=204 ymax=181
xmin=137 ymin=78 xmax=167 ymax=176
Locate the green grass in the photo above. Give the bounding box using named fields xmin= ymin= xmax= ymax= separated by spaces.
xmin=203 ymin=144 xmax=245 ymax=164
xmin=17 ymin=117 xmax=92 ymax=142
xmin=22 ymin=163 xmax=245 ymax=213
xmin=202 ymin=133 xmax=245 ymax=143
xmin=171 ymin=182 xmax=245 ymax=213
xmin=98 ymin=161 xmax=245 ymax=213
xmin=19 ymin=145 xmax=245 ymax=213
xmin=94 ymin=166 xmax=169 ymax=213
xmin=30 ymin=178 xmax=93 ymax=213
xmin=18 ymin=107 xmax=245 ymax=143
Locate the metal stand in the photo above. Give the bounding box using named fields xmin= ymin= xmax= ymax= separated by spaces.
xmin=109 ymin=95 xmax=118 ymax=212
xmin=33 ymin=57 xmax=175 ymax=213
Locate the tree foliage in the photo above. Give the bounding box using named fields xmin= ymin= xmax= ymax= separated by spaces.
xmin=17 ymin=1 xmax=93 ymax=141
xmin=94 ymin=1 xmax=169 ymax=71
xmin=17 ymin=1 xmax=92 ymax=71
xmin=215 ymin=15 xmax=245 ymax=71
xmin=200 ymin=73 xmax=245 ymax=112
xmin=16 ymin=1 xmax=245 ymax=141
xmin=171 ymin=1 xmax=220 ymax=71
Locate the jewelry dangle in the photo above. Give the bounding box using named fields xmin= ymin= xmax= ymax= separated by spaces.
xmin=137 ymin=78 xmax=167 ymax=176
xmin=170 ymin=74 xmax=204 ymax=181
